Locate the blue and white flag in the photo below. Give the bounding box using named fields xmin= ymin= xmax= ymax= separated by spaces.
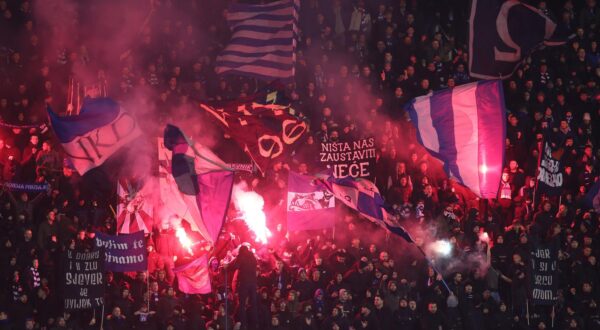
xmin=215 ymin=0 xmax=299 ymax=82
xmin=319 ymin=175 xmax=413 ymax=243
xmin=47 ymin=98 xmax=142 ymax=175
xmin=406 ymin=80 xmax=506 ymax=199
xmin=287 ymin=172 xmax=335 ymax=231
xmin=469 ymin=0 xmax=567 ymax=79
xmin=585 ymin=180 xmax=600 ymax=213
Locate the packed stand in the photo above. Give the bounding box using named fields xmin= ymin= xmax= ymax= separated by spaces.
xmin=0 ymin=0 xmax=599 ymax=329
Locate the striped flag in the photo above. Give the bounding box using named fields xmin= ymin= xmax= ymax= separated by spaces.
xmin=215 ymin=0 xmax=299 ymax=82
xmin=585 ymin=180 xmax=600 ymax=213
xmin=116 ymin=178 xmax=154 ymax=234
xmin=319 ymin=175 xmax=413 ymax=243
xmin=406 ymin=80 xmax=506 ymax=199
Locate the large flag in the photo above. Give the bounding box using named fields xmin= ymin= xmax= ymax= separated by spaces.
xmin=163 ymin=124 xmax=234 ymax=245
xmin=47 ymin=98 xmax=142 ymax=175
xmin=585 ymin=180 xmax=600 ymax=213
xmin=287 ymin=172 xmax=335 ymax=231
xmin=406 ymin=80 xmax=506 ymax=199
xmin=215 ymin=0 xmax=299 ymax=82
xmin=536 ymin=140 xmax=564 ymax=197
xmin=319 ymin=175 xmax=413 ymax=243
xmin=173 ymin=255 xmax=211 ymax=294
xmin=200 ymin=101 xmax=307 ymax=174
xmin=116 ymin=178 xmax=154 ymax=234
xmin=469 ymin=0 xmax=567 ymax=79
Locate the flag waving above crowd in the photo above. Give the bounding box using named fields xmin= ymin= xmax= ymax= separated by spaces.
xmin=469 ymin=0 xmax=568 ymax=79
xmin=163 ymin=124 xmax=234 ymax=246
xmin=316 ymin=174 xmax=413 ymax=243
xmin=47 ymin=98 xmax=142 ymax=175
xmin=407 ymin=80 xmax=506 ymax=199
xmin=216 ymin=0 xmax=299 ymax=82
xmin=200 ymin=101 xmax=307 ymax=174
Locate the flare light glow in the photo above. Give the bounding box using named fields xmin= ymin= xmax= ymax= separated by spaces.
xmin=431 ymin=240 xmax=452 ymax=257
xmin=233 ymin=186 xmax=272 ymax=244
xmin=175 ymin=227 xmax=193 ymax=255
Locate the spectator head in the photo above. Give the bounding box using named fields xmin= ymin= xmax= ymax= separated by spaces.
xmin=271 ymin=315 xmax=280 ymax=327
xmin=112 ymin=306 xmax=122 ymax=318
xmin=24 ymin=229 xmax=32 ymax=241
xmin=379 ymin=251 xmax=389 ymax=262
xmin=24 ymin=318 xmax=35 ymax=330
xmin=298 ymin=268 xmax=307 ymax=280
xmin=167 ymin=286 xmax=175 ymax=297
xmin=427 ymin=302 xmax=438 ymax=314
xmin=37 ymin=286 xmax=49 ymax=299
xmin=339 ymin=289 xmax=349 ymax=302
xmin=47 ymin=211 xmax=56 ymax=222
xmin=374 ymin=295 xmax=384 ymax=309
xmin=41 ymin=140 xmax=51 ymax=151
xmin=512 ymin=253 xmax=523 ymax=264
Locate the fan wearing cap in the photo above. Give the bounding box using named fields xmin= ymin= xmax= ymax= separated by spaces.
xmin=292 ymin=268 xmax=314 ymax=302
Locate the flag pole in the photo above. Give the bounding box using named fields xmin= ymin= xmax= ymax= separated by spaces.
xmin=100 ymin=304 xmax=105 ymax=330
xmin=526 ymin=298 xmax=530 ymax=325
xmin=533 ymin=137 xmax=544 ymax=210
xmin=184 ymin=135 xmax=235 ymax=172
xmin=414 ymin=243 xmax=453 ymax=295
xmin=147 ymin=269 xmax=150 ymax=312
xmin=224 ymin=265 xmax=228 ymax=330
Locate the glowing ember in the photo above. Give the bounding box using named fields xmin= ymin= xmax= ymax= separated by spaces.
xmin=479 ymin=231 xmax=490 ymax=243
xmin=431 ymin=240 xmax=452 ymax=257
xmin=233 ymin=183 xmax=272 ymax=244
xmin=176 ymin=227 xmax=193 ymax=255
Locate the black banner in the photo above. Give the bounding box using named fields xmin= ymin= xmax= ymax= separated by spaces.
xmin=529 ymin=241 xmax=558 ymax=305
xmin=537 ymin=141 xmax=563 ymax=196
xmin=95 ymin=231 xmax=147 ymax=272
xmin=63 ymin=249 xmax=104 ymax=310
xmin=319 ymin=137 xmax=376 ymax=180
xmin=1 ymin=182 xmax=49 ymax=193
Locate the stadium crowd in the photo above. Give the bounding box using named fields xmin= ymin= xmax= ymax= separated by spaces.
xmin=0 ymin=0 xmax=599 ymax=329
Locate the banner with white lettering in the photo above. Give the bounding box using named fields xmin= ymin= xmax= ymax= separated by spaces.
xmin=199 ymin=101 xmax=307 ymax=175
xmin=537 ymin=141 xmax=563 ymax=196
xmin=1 ymin=182 xmax=49 ymax=193
xmin=319 ymin=137 xmax=376 ymax=180
xmin=529 ymin=240 xmax=559 ymax=305
xmin=469 ymin=0 xmax=567 ymax=79
xmin=48 ymin=98 xmax=142 ymax=175
xmin=63 ymin=249 xmax=104 ymax=310
xmin=95 ymin=231 xmax=147 ymax=272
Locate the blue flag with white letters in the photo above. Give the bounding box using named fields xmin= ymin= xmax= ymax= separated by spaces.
xmin=469 ymin=0 xmax=567 ymax=79
xmin=47 ymin=98 xmax=142 ymax=175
